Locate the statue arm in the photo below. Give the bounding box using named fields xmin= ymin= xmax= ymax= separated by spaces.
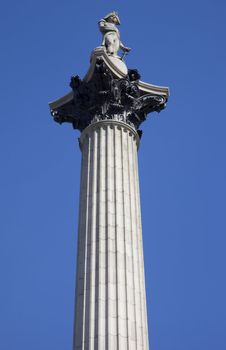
xmin=120 ymin=41 xmax=131 ymax=53
xmin=98 ymin=20 xmax=116 ymax=33
xmin=98 ymin=19 xmax=106 ymax=32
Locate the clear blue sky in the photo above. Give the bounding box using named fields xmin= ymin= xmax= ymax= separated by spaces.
xmin=1 ymin=0 xmax=226 ymax=349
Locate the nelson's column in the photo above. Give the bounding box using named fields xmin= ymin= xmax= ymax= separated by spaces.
xmin=49 ymin=12 xmax=169 ymax=350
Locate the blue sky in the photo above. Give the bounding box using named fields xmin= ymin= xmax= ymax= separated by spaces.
xmin=1 ymin=0 xmax=226 ymax=349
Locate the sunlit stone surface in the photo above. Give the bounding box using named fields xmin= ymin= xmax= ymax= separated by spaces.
xmin=74 ymin=120 xmax=149 ymax=349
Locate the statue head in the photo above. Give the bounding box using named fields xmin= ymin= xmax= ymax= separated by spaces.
xmin=103 ymin=11 xmax=120 ymax=25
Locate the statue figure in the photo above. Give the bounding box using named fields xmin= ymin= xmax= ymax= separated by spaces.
xmin=99 ymin=11 xmax=131 ymax=58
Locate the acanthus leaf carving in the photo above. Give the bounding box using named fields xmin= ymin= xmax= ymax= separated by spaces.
xmin=51 ymin=58 xmax=167 ymax=134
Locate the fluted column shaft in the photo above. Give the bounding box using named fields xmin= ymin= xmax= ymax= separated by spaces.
xmin=73 ymin=120 xmax=149 ymax=350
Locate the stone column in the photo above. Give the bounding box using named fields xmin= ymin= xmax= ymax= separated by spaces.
xmin=49 ymin=37 xmax=169 ymax=350
xmin=73 ymin=120 xmax=149 ymax=350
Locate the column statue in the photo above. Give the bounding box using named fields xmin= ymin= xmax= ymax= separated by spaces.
xmin=98 ymin=11 xmax=131 ymax=58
